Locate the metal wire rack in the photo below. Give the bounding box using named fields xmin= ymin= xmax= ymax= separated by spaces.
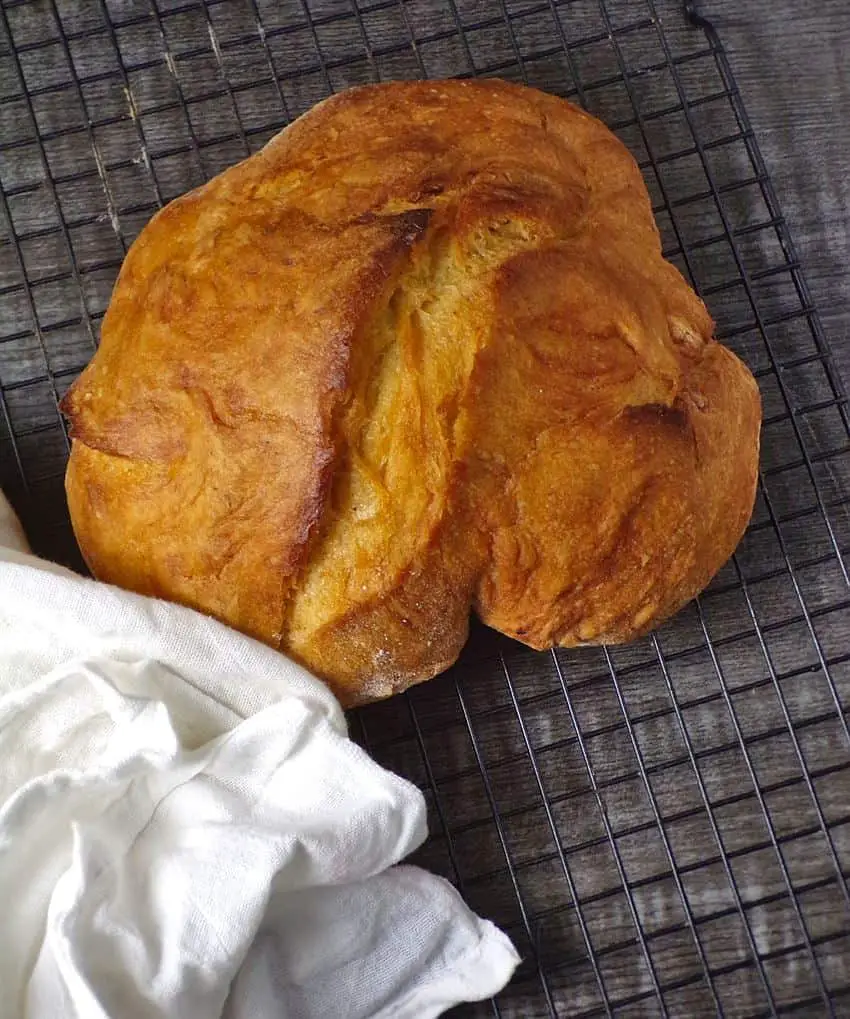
xmin=1 ymin=0 xmax=848 ymax=1015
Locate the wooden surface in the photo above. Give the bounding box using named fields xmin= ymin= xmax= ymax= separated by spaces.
xmin=0 ymin=1 xmax=849 ymax=1016
xmin=702 ymin=0 xmax=850 ymax=393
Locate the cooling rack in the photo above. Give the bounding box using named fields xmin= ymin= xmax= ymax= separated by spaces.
xmin=1 ymin=0 xmax=849 ymax=1015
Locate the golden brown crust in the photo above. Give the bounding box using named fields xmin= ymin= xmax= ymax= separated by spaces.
xmin=62 ymin=80 xmax=761 ymax=707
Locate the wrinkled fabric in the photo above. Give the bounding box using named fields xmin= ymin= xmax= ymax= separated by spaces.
xmin=0 ymin=495 xmax=518 ymax=1018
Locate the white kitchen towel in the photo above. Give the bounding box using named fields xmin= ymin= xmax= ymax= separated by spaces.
xmin=0 ymin=494 xmax=518 ymax=1019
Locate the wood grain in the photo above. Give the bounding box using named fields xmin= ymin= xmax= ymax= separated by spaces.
xmin=0 ymin=1 xmax=848 ymax=1016
xmin=702 ymin=0 xmax=850 ymax=392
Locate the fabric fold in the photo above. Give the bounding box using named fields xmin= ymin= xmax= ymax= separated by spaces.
xmin=0 ymin=494 xmax=518 ymax=1018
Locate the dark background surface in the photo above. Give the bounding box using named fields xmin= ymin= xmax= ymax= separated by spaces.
xmin=1 ymin=1 xmax=849 ymax=1016
xmin=702 ymin=0 xmax=849 ymax=391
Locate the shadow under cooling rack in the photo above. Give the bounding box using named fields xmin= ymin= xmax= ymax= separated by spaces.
xmin=1 ymin=0 xmax=849 ymax=1016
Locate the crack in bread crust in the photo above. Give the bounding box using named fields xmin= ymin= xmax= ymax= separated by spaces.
xmin=286 ymin=212 xmax=544 ymax=662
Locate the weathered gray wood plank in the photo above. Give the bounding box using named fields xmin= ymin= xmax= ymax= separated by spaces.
xmin=702 ymin=0 xmax=850 ymax=392
xmin=0 ymin=2 xmax=848 ymax=1016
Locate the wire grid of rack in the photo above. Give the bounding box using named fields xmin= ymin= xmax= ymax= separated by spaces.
xmin=1 ymin=0 xmax=849 ymax=1015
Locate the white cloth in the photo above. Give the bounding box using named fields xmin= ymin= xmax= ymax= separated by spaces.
xmin=0 ymin=496 xmax=518 ymax=1018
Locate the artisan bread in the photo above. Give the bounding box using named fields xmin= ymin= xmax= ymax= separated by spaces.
xmin=62 ymin=80 xmax=761 ymax=707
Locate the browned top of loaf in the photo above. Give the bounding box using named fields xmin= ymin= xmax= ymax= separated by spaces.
xmin=63 ymin=80 xmax=761 ymax=706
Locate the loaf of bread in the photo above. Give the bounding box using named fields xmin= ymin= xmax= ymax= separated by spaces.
xmin=62 ymin=80 xmax=761 ymax=707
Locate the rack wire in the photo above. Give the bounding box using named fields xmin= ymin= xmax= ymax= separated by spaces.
xmin=1 ymin=0 xmax=848 ymax=1015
